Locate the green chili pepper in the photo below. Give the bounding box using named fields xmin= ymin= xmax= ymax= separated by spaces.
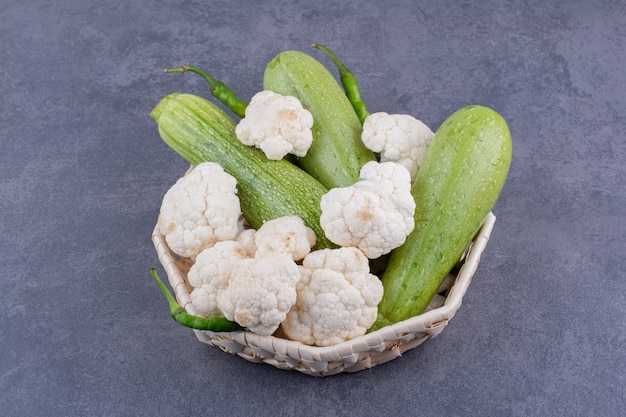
xmin=150 ymin=268 xmax=242 ymax=332
xmin=312 ymin=43 xmax=370 ymax=124
xmin=165 ymin=65 xmax=248 ymax=118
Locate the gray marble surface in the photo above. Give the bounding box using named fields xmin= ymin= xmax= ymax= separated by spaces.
xmin=1 ymin=1 xmax=624 ymax=416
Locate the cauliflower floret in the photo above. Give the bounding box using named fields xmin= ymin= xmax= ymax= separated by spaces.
xmin=157 ymin=162 xmax=241 ymax=259
xmin=361 ymin=112 xmax=434 ymax=181
xmin=235 ymin=228 xmax=257 ymax=257
xmin=235 ymin=90 xmax=314 ymax=160
xmin=254 ymin=216 xmax=316 ymax=261
xmin=320 ymin=161 xmax=415 ymax=259
xmin=187 ymin=240 xmax=250 ymax=317
xmin=281 ymin=247 xmax=384 ymax=346
xmin=359 ymin=157 xmax=413 ymax=195
xmin=218 ymin=255 xmax=300 ymax=336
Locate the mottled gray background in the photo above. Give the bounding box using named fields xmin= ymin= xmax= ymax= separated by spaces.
xmin=1 ymin=1 xmax=624 ymax=416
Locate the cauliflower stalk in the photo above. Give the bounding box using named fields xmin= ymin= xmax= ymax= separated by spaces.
xmin=361 ymin=112 xmax=434 ymax=181
xmin=320 ymin=161 xmax=416 ymax=259
xmin=235 ymin=90 xmax=314 ymax=160
xmin=282 ymin=247 xmax=384 ymax=346
xmin=158 ymin=162 xmax=242 ymax=259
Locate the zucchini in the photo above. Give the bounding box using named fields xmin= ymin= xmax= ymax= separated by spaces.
xmin=371 ymin=105 xmax=512 ymax=330
xmin=151 ymin=92 xmax=334 ymax=250
xmin=263 ymin=50 xmax=376 ymax=189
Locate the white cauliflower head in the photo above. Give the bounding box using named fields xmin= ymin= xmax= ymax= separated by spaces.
xmin=157 ymin=162 xmax=241 ymax=259
xmin=254 ymin=216 xmax=316 ymax=261
xmin=187 ymin=240 xmax=250 ymax=317
xmin=281 ymin=247 xmax=384 ymax=346
xmin=218 ymin=255 xmax=300 ymax=336
xmin=320 ymin=161 xmax=416 ymax=259
xmin=361 ymin=112 xmax=434 ymax=181
xmin=235 ymin=90 xmax=314 ymax=160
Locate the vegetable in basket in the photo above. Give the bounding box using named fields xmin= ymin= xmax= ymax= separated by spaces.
xmin=282 ymin=246 xmax=384 ymax=346
xmin=371 ymin=105 xmax=512 ymax=331
xmin=217 ymin=255 xmax=301 ymax=336
xmin=234 ymin=90 xmax=314 ymax=160
xmin=361 ymin=112 xmax=435 ymax=182
xmin=157 ymin=162 xmax=241 ymax=260
xmin=319 ymin=161 xmax=416 ymax=259
xmin=187 ymin=240 xmax=253 ymax=318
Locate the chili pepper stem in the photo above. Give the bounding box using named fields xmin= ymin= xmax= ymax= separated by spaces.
xmin=165 ymin=64 xmax=218 ymax=84
xmin=149 ymin=268 xmax=188 ymax=319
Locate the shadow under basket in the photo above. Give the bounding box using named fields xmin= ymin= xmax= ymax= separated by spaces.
xmin=152 ymin=212 xmax=496 ymax=377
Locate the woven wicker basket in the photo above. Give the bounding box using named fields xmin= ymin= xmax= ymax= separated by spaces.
xmin=152 ymin=212 xmax=496 ymax=377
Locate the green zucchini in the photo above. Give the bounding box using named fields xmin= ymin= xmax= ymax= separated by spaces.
xmin=150 ymin=92 xmax=334 ymax=250
xmin=263 ymin=50 xmax=376 ymax=189
xmin=371 ymin=105 xmax=512 ymax=330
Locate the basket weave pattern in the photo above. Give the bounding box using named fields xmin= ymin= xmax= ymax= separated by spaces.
xmin=152 ymin=212 xmax=496 ymax=376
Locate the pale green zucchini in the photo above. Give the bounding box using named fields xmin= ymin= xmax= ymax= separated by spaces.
xmin=371 ymin=105 xmax=512 ymax=330
xmin=263 ymin=50 xmax=376 ymax=189
xmin=150 ymin=92 xmax=334 ymax=250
